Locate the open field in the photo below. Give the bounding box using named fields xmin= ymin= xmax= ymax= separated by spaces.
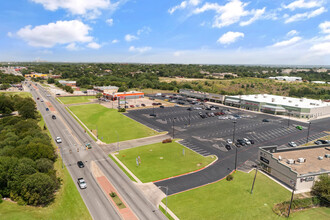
xmin=114 ymin=141 xmax=216 ymax=182
xmin=164 ymin=171 xmax=330 ymax=220
xmin=58 ymin=96 xmax=96 ymax=104
xmin=0 ymin=114 xmax=91 ymax=220
xmin=69 ymin=104 xmax=158 ymax=143
xmin=0 ymin=91 xmax=32 ymax=98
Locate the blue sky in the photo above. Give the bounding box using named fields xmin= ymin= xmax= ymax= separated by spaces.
xmin=1 ymin=0 xmax=330 ymax=65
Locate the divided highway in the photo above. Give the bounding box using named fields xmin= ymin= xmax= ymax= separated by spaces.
xmin=29 ymin=83 xmax=166 ymax=220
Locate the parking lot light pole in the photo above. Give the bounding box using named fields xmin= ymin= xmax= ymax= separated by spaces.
xmin=306 ymin=122 xmax=311 ymax=144
xmin=158 ymin=186 xmax=169 ymax=215
xmin=287 ymin=185 xmax=296 ymax=218
xmin=250 ymin=165 xmax=258 ymax=194
xmin=232 ymin=121 xmax=237 ymax=145
xmin=172 ymin=117 xmax=176 ymax=139
xmin=233 ymin=121 xmax=238 ymax=171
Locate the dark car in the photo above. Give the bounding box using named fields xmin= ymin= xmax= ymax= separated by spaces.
xmin=77 ymin=161 xmax=84 ymax=168
xmin=160 ymin=105 xmax=164 ymax=108
xmin=52 ymin=115 xmax=56 ymax=119
xmin=37 ymin=97 xmax=40 ymax=100
xmin=187 ymin=107 xmax=192 ymax=111
xmin=149 ymin=113 xmax=156 ymax=117
xmin=225 ymin=145 xmax=231 ymax=150
xmin=262 ymin=119 xmax=270 ymax=122
xmin=249 ymin=140 xmax=255 ymax=144
xmin=46 ymin=108 xmax=49 ymax=111
xmin=141 ymin=103 xmax=146 ymax=107
xmin=237 ymin=139 xmax=246 ymax=146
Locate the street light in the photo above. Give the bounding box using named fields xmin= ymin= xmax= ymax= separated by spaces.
xmin=232 ymin=121 xmax=238 ymax=171
xmin=250 ymin=165 xmax=258 ymax=194
xmin=158 ymin=186 xmax=169 ymax=215
xmin=172 ymin=117 xmax=177 ymax=139
xmin=306 ymin=121 xmax=311 ymax=144
xmin=287 ymin=184 xmax=296 ymax=218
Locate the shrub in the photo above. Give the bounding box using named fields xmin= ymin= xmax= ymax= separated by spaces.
xmin=226 ymin=174 xmax=234 ymax=181
xmin=109 ymin=192 xmax=116 ymax=197
xmin=0 ymin=194 xmax=2 ymax=203
xmin=162 ymin=138 xmax=172 ymax=143
xmin=118 ymin=108 xmax=126 ymax=112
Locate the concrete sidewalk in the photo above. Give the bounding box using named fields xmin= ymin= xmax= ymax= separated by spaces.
xmin=100 ymin=133 xmax=171 ymax=154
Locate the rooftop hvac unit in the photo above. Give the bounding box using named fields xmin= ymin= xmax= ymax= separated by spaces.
xmin=289 ymin=100 xmax=292 ymax=103
xmin=295 ymin=104 xmax=298 ymax=107
xmin=318 ymin=156 xmax=323 ymax=160
xmin=287 ymin=159 xmax=294 ymax=164
xmin=278 ymin=156 xmax=282 ymax=161
xmin=325 ymin=154 xmax=330 ymax=158
xmin=297 ymin=158 xmax=305 ymax=163
xmin=272 ymin=98 xmax=275 ymax=102
xmin=283 ymin=97 xmax=286 ymax=99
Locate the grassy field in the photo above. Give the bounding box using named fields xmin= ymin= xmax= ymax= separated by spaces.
xmin=114 ymin=141 xmax=216 ymax=182
xmin=58 ymin=96 xmax=96 ymax=104
xmin=164 ymin=171 xmax=330 ymax=220
xmin=0 ymin=91 xmax=32 ymax=98
xmin=69 ymin=104 xmax=158 ymax=143
xmin=0 ymin=114 xmax=91 ymax=220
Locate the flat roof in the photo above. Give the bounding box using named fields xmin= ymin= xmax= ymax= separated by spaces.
xmin=94 ymin=86 xmax=119 ymax=90
xmin=227 ymin=94 xmax=330 ymax=109
xmin=273 ymin=147 xmax=330 ymax=175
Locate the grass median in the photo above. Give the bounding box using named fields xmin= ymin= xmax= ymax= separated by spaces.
xmin=58 ymin=96 xmax=96 ymax=104
xmin=164 ymin=171 xmax=329 ymax=220
xmin=114 ymin=141 xmax=216 ymax=182
xmin=69 ymin=104 xmax=158 ymax=143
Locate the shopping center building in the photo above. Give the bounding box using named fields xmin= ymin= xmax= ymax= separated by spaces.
xmin=224 ymin=94 xmax=330 ymax=119
xmin=259 ymin=145 xmax=330 ymax=193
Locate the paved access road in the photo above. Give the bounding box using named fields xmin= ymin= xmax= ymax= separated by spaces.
xmin=126 ymin=106 xmax=329 ymax=195
xmin=29 ymin=83 xmax=167 ymax=220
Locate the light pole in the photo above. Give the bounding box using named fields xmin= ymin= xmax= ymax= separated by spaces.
xmin=306 ymin=121 xmax=311 ymax=144
xmin=158 ymin=186 xmax=169 ymax=215
xmin=233 ymin=121 xmax=238 ymax=171
xmin=250 ymin=165 xmax=258 ymax=194
xmin=287 ymin=111 xmax=291 ymax=128
xmin=188 ymin=110 xmax=191 ymax=126
xmin=172 ymin=117 xmax=176 ymax=139
xmin=287 ymin=184 xmax=296 ymax=218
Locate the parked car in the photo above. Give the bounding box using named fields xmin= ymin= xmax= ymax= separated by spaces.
xmin=288 ymin=142 xmax=297 ymax=147
xmin=130 ymin=105 xmax=135 ymax=108
xmin=160 ymin=105 xmax=164 ymax=108
xmin=141 ymin=103 xmax=146 ymax=107
xmin=296 ymin=125 xmax=303 ymax=130
xmin=243 ymin=138 xmax=251 ymax=145
xmin=52 ymin=115 xmax=56 ymax=119
xmin=77 ymin=161 xmax=85 ymax=168
xmin=187 ymin=107 xmax=192 ymax=111
xmin=226 ymin=139 xmax=233 ymax=144
xmin=237 ymin=139 xmax=246 ymax=146
xmin=77 ymin=178 xmax=87 ymax=189
xmin=46 ymin=108 xmax=49 ymax=111
xmin=249 ymin=140 xmax=255 ymax=144
xmin=314 ymin=140 xmax=323 ymax=145
xmin=315 ymin=140 xmax=329 ymax=144
xmin=136 ymin=105 xmax=140 ymax=107
xmin=225 ymin=145 xmax=232 ymax=150
xmin=262 ymin=119 xmax=270 ymax=122
xmin=40 ymin=99 xmax=44 ymax=102
xmin=37 ymin=97 xmax=39 ymax=100
xmin=55 ymin=137 xmax=62 ymax=143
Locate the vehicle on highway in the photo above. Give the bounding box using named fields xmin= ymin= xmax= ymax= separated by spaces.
xmin=77 ymin=161 xmax=85 ymax=168
xmin=141 ymin=103 xmax=146 ymax=107
xmin=288 ymin=141 xmax=297 ymax=147
xmin=52 ymin=115 xmax=56 ymax=119
xmin=226 ymin=139 xmax=233 ymax=144
xmin=37 ymin=97 xmax=39 ymax=100
xmin=225 ymin=145 xmax=231 ymax=150
xmin=262 ymin=119 xmax=270 ymax=122
xmin=55 ymin=137 xmax=62 ymax=143
xmin=46 ymin=108 xmax=49 ymax=111
xmin=296 ymin=125 xmax=303 ymax=130
xmin=77 ymin=178 xmax=87 ymax=189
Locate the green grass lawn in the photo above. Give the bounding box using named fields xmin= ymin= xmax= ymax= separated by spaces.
xmin=0 ymin=91 xmax=32 ymax=98
xmin=114 ymin=141 xmax=216 ymax=182
xmin=58 ymin=96 xmax=96 ymax=104
xmin=69 ymin=104 xmax=158 ymax=143
xmin=164 ymin=171 xmax=330 ymax=220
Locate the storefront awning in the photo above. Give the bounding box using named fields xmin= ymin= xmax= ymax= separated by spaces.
xmin=261 ymin=105 xmax=286 ymax=111
xmin=225 ymin=98 xmax=240 ymax=103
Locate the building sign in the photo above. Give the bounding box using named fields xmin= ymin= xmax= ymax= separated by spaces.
xmin=260 ymin=156 xmax=269 ymax=164
xmin=300 ymin=176 xmax=315 ymax=182
xmin=244 ymin=102 xmax=259 ymax=106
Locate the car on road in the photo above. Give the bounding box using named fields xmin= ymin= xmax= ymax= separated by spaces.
xmin=141 ymin=103 xmax=146 ymax=107
xmin=55 ymin=137 xmax=62 ymax=143
xmin=45 ymin=108 xmax=49 ymax=111
xmin=288 ymin=141 xmax=297 ymax=147
xmin=160 ymin=105 xmax=164 ymax=108
xmin=46 ymin=94 xmax=51 ymax=97
xmin=77 ymin=161 xmax=85 ymax=168
xmin=40 ymin=99 xmax=44 ymax=102
xmin=296 ymin=125 xmax=303 ymax=130
xmin=226 ymin=139 xmax=233 ymax=144
xmin=77 ymin=178 xmax=87 ymax=189
xmin=262 ymin=119 xmax=270 ymax=122
xmin=225 ymin=145 xmax=231 ymax=150
xmin=37 ymin=97 xmax=39 ymax=100
xmin=52 ymin=115 xmax=56 ymax=119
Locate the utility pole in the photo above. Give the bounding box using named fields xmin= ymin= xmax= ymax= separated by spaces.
xmin=250 ymin=166 xmax=258 ymax=194
xmin=287 ymin=185 xmax=295 ymax=218
xmin=306 ymin=122 xmax=311 ymax=143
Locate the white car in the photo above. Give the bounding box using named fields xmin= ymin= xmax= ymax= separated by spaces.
xmin=288 ymin=142 xmax=297 ymax=147
xmin=77 ymin=178 xmax=87 ymax=189
xmin=226 ymin=139 xmax=233 ymax=144
xmin=243 ymin=138 xmax=251 ymax=145
xmin=55 ymin=137 xmax=62 ymax=143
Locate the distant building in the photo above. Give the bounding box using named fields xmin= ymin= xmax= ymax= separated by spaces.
xmin=179 ymin=89 xmax=225 ymax=103
xmin=259 ymin=145 xmax=330 ymax=193
xmin=269 ymin=76 xmax=302 ymax=82
xmin=58 ymin=80 xmax=76 ymax=87
xmin=93 ymin=86 xmax=119 ymax=94
xmin=281 ymin=69 xmax=293 ymax=74
xmin=224 ymin=94 xmax=330 ymax=119
xmin=315 ymin=68 xmax=328 ymax=73
xmin=311 ymin=81 xmax=326 ymax=84
xmin=25 ymin=73 xmax=48 ymax=78
xmin=103 ymin=91 xmax=144 ymax=101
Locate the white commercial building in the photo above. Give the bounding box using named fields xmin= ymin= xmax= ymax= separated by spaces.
xmin=225 ymin=94 xmax=330 ymax=119
xmin=269 ymin=76 xmax=302 ymax=82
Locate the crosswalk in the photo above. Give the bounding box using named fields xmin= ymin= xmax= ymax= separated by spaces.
xmin=178 ymin=140 xmax=212 ymax=156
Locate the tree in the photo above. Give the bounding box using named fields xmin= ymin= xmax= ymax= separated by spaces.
xmin=311 ymin=174 xmax=330 ymax=205
xmin=18 ymin=99 xmax=37 ymax=119
xmin=47 ymin=78 xmax=55 ymax=84
xmin=0 ymin=95 xmax=15 ymax=114
xmin=35 ymin=158 xmax=53 ymax=173
xmin=96 ymin=92 xmax=103 ymax=98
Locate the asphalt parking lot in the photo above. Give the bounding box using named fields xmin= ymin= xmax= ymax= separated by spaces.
xmin=125 ymin=104 xmax=329 ymax=194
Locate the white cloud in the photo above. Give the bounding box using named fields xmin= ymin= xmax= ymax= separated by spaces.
xmin=137 ymin=26 xmax=151 ymax=35
xmin=319 ymin=21 xmax=330 ymax=34
xmin=112 ymin=39 xmax=119 ymax=44
xmin=287 ymin=30 xmax=299 ymax=36
xmin=87 ymin=42 xmax=101 ymax=49
xmin=193 ymin=0 xmax=264 ymax=28
xmin=66 ymin=43 xmax=79 ymax=51
xmin=16 ymin=20 xmax=93 ymax=48
xmin=217 ymin=31 xmax=244 ymax=44
xmin=129 ymin=46 xmax=152 ymax=53
xmin=106 ymin=18 xmax=114 ymax=26
xmin=272 ymin=36 xmax=302 ymax=47
xmin=125 ymin=34 xmax=138 ymax=42
xmin=310 ymin=41 xmax=330 ymax=55
xmin=285 ymin=7 xmax=326 ymax=23
xmin=31 ymin=0 xmax=112 ymax=18
xmin=168 ymin=0 xmax=201 ymax=14
xmin=282 ymin=0 xmax=323 ymax=11
xmin=7 ymin=32 xmax=13 ymax=37
xmin=174 ymin=51 xmax=184 ymax=56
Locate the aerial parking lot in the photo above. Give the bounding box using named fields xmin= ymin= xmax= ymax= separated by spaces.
xmin=126 ymin=104 xmax=329 ymax=194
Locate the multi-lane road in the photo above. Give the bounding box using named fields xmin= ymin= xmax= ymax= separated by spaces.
xmin=28 ymin=83 xmax=166 ymax=220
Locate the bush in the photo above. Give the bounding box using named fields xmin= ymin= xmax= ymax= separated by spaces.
xmin=109 ymin=192 xmax=116 ymax=197
xmin=273 ymin=197 xmax=322 ymax=217
xmin=118 ymin=108 xmax=126 ymax=112
xmin=226 ymin=174 xmax=234 ymax=181
xmin=0 ymin=194 xmax=2 ymax=203
xmin=162 ymin=138 xmax=172 ymax=143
